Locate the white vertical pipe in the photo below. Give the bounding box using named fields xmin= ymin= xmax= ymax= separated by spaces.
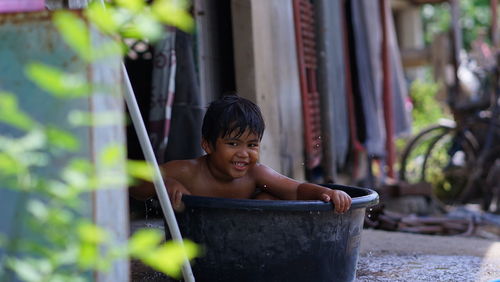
xmin=94 ymin=1 xmax=195 ymax=280
xmin=122 ymin=65 xmax=195 ymax=282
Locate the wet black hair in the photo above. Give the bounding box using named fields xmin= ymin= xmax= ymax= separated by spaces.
xmin=202 ymin=95 xmax=265 ymax=147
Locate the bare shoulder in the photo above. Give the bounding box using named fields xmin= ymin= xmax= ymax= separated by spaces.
xmin=249 ymin=163 xmax=274 ymax=178
xmin=250 ymin=163 xmax=295 ymax=184
xmin=250 ymin=163 xmax=300 ymax=200
xmin=160 ymin=158 xmax=201 ymax=178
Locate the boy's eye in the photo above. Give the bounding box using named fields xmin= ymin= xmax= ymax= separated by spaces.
xmin=226 ymin=142 xmax=238 ymax=147
xmin=248 ymin=143 xmax=259 ymax=148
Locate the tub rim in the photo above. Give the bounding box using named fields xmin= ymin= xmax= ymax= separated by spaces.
xmin=180 ymin=184 xmax=378 ymax=211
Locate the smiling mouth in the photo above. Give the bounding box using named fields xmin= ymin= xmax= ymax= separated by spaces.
xmin=233 ymin=162 xmax=248 ymax=170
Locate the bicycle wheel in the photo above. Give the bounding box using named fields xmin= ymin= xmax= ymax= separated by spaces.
xmin=421 ymin=127 xmax=477 ymax=204
xmin=399 ymin=121 xmax=454 ymax=183
xmin=399 ymin=120 xmax=478 ymax=205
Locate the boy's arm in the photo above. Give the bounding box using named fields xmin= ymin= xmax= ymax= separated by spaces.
xmin=128 ymin=161 xmax=192 ymax=211
xmin=254 ymin=164 xmax=351 ymax=213
xmin=129 ymin=180 xmax=156 ymax=201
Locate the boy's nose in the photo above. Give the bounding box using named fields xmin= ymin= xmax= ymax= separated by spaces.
xmin=236 ymin=149 xmax=249 ymax=157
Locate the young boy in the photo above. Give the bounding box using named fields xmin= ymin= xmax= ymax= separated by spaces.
xmin=130 ymin=95 xmax=352 ymax=213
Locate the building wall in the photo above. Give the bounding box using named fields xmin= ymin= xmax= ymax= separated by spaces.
xmin=232 ymin=0 xmax=305 ymax=180
xmin=0 ymin=10 xmax=128 ymax=282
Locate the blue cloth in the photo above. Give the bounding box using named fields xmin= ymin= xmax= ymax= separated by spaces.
xmin=350 ymin=0 xmax=386 ymax=157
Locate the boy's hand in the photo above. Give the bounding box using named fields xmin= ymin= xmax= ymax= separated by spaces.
xmin=296 ymin=183 xmax=352 ymax=213
xmin=320 ymin=190 xmax=352 ymax=214
xmin=165 ymin=178 xmax=191 ymax=212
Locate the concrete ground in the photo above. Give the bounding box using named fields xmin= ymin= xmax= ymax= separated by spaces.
xmin=357 ymin=229 xmax=500 ymax=281
xmin=131 ymin=219 xmax=500 ymax=281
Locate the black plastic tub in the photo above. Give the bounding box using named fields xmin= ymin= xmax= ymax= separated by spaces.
xmin=170 ymin=184 xmax=378 ymax=282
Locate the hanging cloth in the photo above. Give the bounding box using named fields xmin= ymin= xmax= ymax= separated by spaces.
xmin=387 ymin=6 xmax=412 ymax=137
xmin=163 ymin=29 xmax=203 ymax=162
xmin=149 ymin=27 xmax=177 ymax=164
xmin=315 ymin=0 xmax=350 ymax=172
xmin=350 ymin=0 xmax=386 ymax=157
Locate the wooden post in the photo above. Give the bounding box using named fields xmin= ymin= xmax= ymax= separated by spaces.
xmin=492 ymin=0 xmax=498 ymax=49
xmin=381 ymin=0 xmax=395 ymax=179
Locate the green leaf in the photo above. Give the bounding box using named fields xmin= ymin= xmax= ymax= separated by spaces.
xmin=120 ymin=25 xmax=147 ymax=39
xmin=46 ymin=126 xmax=80 ymax=152
xmin=77 ymin=242 xmax=99 ymax=269
xmin=46 ymin=180 xmax=80 ymax=203
xmin=0 ymin=92 xmax=36 ymax=130
xmin=47 ymin=208 xmax=73 ymax=226
xmin=93 ymin=39 xmax=126 ymax=59
xmin=116 ymin=0 xmax=146 ymax=13
xmin=68 ymin=158 xmax=93 ymax=174
xmin=53 ymin=11 xmax=92 ymax=61
xmin=131 ymin=14 xmax=164 ymax=41
xmin=68 ymin=110 xmax=123 ymax=126
xmin=27 ymin=199 xmax=49 ymax=221
xmin=152 ymin=0 xmax=194 ymax=32
xmin=128 ymin=228 xmax=163 ymax=256
xmin=0 ymin=153 xmax=24 ymax=176
xmin=6 ymin=258 xmax=53 ymax=282
xmin=126 ymin=160 xmax=154 ymax=181
xmin=25 ymin=62 xmax=91 ymax=98
xmin=100 ymin=145 xmax=125 ymax=166
xmin=139 ymin=240 xmax=199 ymax=278
xmin=78 ymin=222 xmax=108 ymax=244
xmin=85 ymin=2 xmax=120 ymax=34
xmin=7 ymin=128 xmax=47 ymax=152
xmin=62 ymin=165 xmax=89 ymax=190
xmin=6 ymin=259 xmax=39 ymax=282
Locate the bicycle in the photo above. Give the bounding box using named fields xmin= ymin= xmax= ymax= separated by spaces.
xmin=399 ymin=55 xmax=500 ymax=213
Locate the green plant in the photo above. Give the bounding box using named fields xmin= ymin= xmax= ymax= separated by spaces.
xmin=395 ymin=73 xmax=447 ymax=173
xmin=0 ymin=0 xmax=198 ymax=281
xmin=409 ymin=76 xmax=448 ymax=133
xmin=422 ymin=0 xmax=492 ymax=50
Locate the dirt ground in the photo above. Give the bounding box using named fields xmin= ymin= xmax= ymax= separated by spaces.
xmin=357 ymin=229 xmax=500 ymax=281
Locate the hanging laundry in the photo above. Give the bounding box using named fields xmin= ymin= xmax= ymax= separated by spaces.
xmin=349 ymin=0 xmax=387 ymax=158
xmin=163 ymin=29 xmax=203 ymax=162
xmin=315 ymin=0 xmax=350 ymax=176
xmin=149 ymin=27 xmax=177 ymax=164
xmin=387 ymin=4 xmax=412 ymax=137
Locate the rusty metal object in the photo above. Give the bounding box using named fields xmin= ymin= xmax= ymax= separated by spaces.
xmin=364 ymin=203 xmax=500 ymax=238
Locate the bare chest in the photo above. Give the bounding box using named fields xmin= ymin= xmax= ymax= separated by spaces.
xmin=187 ymin=175 xmax=257 ymax=199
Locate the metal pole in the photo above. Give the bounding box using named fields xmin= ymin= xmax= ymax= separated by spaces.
xmin=95 ymin=1 xmax=194 ymax=281
xmin=122 ymin=66 xmax=195 ymax=282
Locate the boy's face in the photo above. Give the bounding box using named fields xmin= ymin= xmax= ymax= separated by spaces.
xmin=202 ymin=129 xmax=260 ymax=180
